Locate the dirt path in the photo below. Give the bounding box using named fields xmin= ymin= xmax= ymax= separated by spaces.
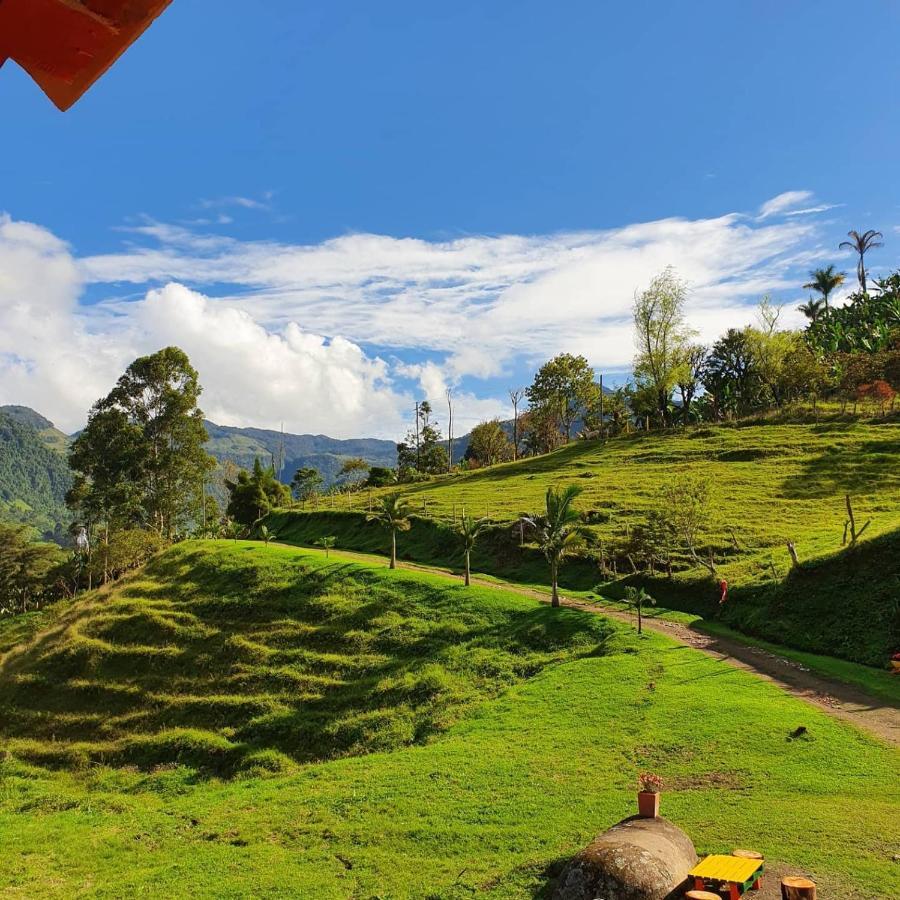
xmin=297 ymin=544 xmax=900 ymax=746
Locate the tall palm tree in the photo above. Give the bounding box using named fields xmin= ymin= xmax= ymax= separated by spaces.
xmin=802 ymin=265 xmax=845 ymax=311
xmin=455 ymin=513 xmax=488 ymax=586
xmin=522 ymin=484 xmax=586 ymax=607
xmin=839 ymin=230 xmax=883 ymax=293
xmin=797 ymin=297 xmax=825 ymax=322
xmin=366 ymin=495 xmax=411 ymax=569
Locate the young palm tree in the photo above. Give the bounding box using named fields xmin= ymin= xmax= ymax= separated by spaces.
xmin=522 ymin=484 xmax=586 ymax=607
xmin=623 ymin=585 xmax=655 ymax=635
xmin=839 ymin=230 xmax=883 ymax=293
xmin=366 ymin=495 xmax=411 ymax=569
xmin=257 ymin=524 xmax=276 ymax=546
xmin=797 ymin=297 xmax=825 ymax=322
xmin=802 ymin=265 xmax=845 ymax=311
xmin=455 ymin=513 xmax=488 ymax=586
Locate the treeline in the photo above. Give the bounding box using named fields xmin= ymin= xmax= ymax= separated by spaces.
xmin=397 ymin=254 xmax=899 ymax=476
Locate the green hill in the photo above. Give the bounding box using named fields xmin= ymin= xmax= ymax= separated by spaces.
xmin=0 ymin=410 xmax=72 ymax=538
xmin=0 ymin=541 xmax=896 ymax=897
xmin=269 ymin=421 xmax=900 ymax=666
xmin=203 ymin=420 xmax=396 ymax=486
xmin=0 ymin=405 xmax=71 ymax=455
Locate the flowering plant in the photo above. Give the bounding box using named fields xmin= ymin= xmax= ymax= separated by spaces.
xmin=638 ymin=772 xmax=663 ymax=794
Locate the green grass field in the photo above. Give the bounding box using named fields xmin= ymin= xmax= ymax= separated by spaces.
xmin=0 ymin=541 xmax=897 ymax=897
xmin=270 ymin=421 xmax=900 ymax=667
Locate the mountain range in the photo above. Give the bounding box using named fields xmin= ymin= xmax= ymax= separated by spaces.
xmin=0 ymin=405 xmax=408 ymax=538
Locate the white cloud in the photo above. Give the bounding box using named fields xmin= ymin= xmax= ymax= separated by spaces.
xmin=2 ymin=193 xmax=833 ymax=437
xmin=757 ymin=190 xmax=814 ymax=219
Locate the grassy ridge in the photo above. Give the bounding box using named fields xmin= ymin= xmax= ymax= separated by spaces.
xmin=271 ymin=421 xmax=900 ymax=666
xmin=0 ymin=541 xmax=616 ymax=775
xmin=0 ymin=541 xmax=896 ymax=897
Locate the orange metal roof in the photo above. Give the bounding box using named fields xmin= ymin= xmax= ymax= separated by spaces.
xmin=0 ymin=0 xmax=174 ymax=111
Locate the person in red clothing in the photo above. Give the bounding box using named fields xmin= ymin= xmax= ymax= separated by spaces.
xmin=718 ymin=578 xmax=728 ymax=606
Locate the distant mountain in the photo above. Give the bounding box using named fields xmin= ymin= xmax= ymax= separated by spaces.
xmin=0 ymin=405 xmax=71 ymax=455
xmin=203 ymin=421 xmax=397 ymax=486
xmin=0 ymin=410 xmax=72 ymax=539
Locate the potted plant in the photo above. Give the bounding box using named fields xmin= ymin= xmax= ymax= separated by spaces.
xmin=637 ymin=773 xmax=663 ymax=818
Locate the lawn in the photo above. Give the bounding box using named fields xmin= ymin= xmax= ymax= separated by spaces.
xmin=0 ymin=541 xmax=896 ymax=898
xmin=270 ymin=420 xmax=900 ymax=667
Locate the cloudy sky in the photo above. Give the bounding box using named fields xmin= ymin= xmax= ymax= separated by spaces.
xmin=1 ymin=2 xmax=896 ymax=438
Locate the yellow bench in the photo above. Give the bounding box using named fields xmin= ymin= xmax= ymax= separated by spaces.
xmin=688 ymin=854 xmax=764 ymax=899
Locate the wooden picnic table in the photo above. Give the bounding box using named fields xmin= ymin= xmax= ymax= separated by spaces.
xmin=688 ymin=854 xmax=764 ymax=899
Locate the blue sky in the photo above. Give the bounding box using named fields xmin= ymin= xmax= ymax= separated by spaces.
xmin=1 ymin=1 xmax=897 ymax=437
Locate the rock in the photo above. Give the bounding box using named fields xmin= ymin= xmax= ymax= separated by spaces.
xmin=552 ymin=816 xmax=697 ymax=900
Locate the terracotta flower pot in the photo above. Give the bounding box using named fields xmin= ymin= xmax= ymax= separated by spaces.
xmin=637 ymin=790 xmax=660 ymax=818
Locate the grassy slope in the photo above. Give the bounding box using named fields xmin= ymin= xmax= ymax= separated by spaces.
xmin=0 ymin=541 xmax=897 ymax=897
xmin=270 ymin=421 xmax=900 ymax=666
xmin=0 ymin=541 xmax=616 ymax=775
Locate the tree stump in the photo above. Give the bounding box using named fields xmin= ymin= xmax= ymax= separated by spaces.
xmin=732 ymin=849 xmax=763 ymax=860
xmin=781 ymin=875 xmax=816 ymax=899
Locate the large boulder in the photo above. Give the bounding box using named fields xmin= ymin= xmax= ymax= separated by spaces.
xmin=553 ymin=815 xmax=697 ymax=900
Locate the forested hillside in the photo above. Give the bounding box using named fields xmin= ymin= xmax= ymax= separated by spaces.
xmin=203 ymin=420 xmax=397 ymax=485
xmin=0 ymin=412 xmax=71 ymax=539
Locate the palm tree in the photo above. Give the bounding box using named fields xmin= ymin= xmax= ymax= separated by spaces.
xmin=257 ymin=524 xmax=276 ymax=546
xmin=797 ymin=298 xmax=825 ymax=322
xmin=522 ymin=484 xmax=586 ymax=607
xmin=366 ymin=495 xmax=411 ymax=569
xmin=623 ymin=586 xmax=655 ymax=635
xmin=455 ymin=513 xmax=488 ymax=586
xmin=839 ymin=230 xmax=883 ymax=293
xmin=802 ymin=265 xmax=845 ymax=311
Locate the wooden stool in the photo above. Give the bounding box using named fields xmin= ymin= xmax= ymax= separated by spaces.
xmin=781 ymin=876 xmax=816 ymax=899
xmin=686 ymin=892 xmax=720 ymax=900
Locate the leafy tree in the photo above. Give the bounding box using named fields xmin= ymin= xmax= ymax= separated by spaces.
xmin=520 ymin=406 xmax=565 ymax=456
xmin=522 ymin=484 xmax=586 ymax=607
xmin=466 ymin=420 xmax=513 ymax=467
xmin=527 ymin=353 xmax=599 ymax=442
xmin=397 ymin=401 xmax=448 ymax=477
xmin=633 ymin=267 xmax=695 ymax=425
xmin=365 ymin=466 xmax=397 ymax=488
xmin=454 ymin=513 xmax=488 ymax=586
xmin=675 ymin=344 xmax=707 ymax=424
xmin=290 ymin=467 xmax=323 ymax=504
xmin=366 ymin=495 xmax=411 ymax=569
xmin=659 ymin=471 xmax=716 ymax=574
xmin=0 ymin=524 xmax=65 ymax=614
xmin=744 ymin=302 xmax=800 ymax=407
xmin=226 ymin=458 xmax=290 ymax=526
xmin=338 ymin=457 xmax=369 ymax=490
xmin=839 ymin=230 xmax=883 ymax=293
xmin=803 ymin=265 xmax=845 ymax=311
xmin=701 ymin=328 xmax=764 ymax=418
xmin=68 ymin=347 xmax=213 ymax=541
xmin=623 ymin=586 xmax=655 ymax=635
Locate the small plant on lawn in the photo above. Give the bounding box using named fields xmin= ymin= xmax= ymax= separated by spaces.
xmin=454 ymin=513 xmax=488 ymax=586
xmin=623 ymin=585 xmax=655 ymax=635
xmin=522 ymin=484 xmax=587 ymax=607
xmin=315 ymin=535 xmax=337 ymax=558
xmin=639 ymin=772 xmax=663 ymax=793
xmin=367 ymin=495 xmax=411 ymax=569
xmin=257 ymin=524 xmax=276 ymax=546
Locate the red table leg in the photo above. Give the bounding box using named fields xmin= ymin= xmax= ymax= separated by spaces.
xmin=729 ymin=883 xmax=741 ymax=900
